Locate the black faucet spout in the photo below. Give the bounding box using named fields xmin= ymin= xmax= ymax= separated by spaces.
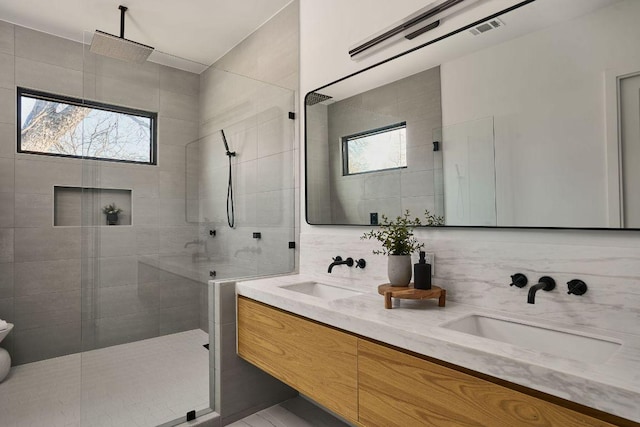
xmin=328 ymin=256 xmax=354 ymax=273
xmin=527 ymin=283 xmax=546 ymax=304
xmin=527 ymin=276 xmax=556 ymax=304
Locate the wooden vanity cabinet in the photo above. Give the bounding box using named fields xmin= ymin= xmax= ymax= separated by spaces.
xmin=237 ymin=296 xmax=358 ymax=423
xmin=237 ymin=297 xmax=635 ymax=427
xmin=358 ymin=339 xmax=619 ymax=427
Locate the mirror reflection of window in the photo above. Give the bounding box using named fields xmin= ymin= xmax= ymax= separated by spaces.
xmin=342 ymin=123 xmax=407 ymax=175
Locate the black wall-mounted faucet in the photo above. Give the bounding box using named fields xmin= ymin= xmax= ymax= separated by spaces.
xmin=328 ymin=256 xmax=354 ymax=273
xmin=527 ymin=276 xmax=555 ymax=304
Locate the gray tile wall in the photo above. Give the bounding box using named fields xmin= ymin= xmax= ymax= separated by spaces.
xmin=0 ymin=20 xmax=205 ymax=365
xmin=197 ymin=2 xmax=301 ymax=421
xmin=212 ymin=2 xmax=299 ymax=92
xmin=196 ymin=1 xmax=299 ymax=279
xmin=324 ymin=66 xmax=443 ymax=224
xmin=212 ymin=282 xmax=296 ymax=425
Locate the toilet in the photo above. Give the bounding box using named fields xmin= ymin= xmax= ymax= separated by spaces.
xmin=0 ymin=323 xmax=13 ymax=382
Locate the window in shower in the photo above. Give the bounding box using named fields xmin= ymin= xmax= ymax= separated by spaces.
xmin=17 ymin=87 xmax=157 ymax=164
xmin=342 ymin=122 xmax=407 ymax=175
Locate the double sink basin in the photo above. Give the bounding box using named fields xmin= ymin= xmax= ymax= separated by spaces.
xmin=279 ymin=281 xmax=622 ymax=364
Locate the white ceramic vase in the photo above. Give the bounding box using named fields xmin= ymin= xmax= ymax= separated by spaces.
xmin=388 ymin=254 xmax=412 ymax=286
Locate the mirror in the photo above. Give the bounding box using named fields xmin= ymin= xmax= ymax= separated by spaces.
xmin=305 ymin=0 xmax=640 ymax=229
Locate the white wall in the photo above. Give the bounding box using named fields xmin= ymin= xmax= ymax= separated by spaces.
xmin=299 ymin=0 xmax=640 ymax=337
xmin=440 ymin=0 xmax=640 ymax=227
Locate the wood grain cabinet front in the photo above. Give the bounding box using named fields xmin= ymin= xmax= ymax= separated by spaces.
xmin=237 ymin=296 xmax=358 ymax=423
xmin=237 ymin=297 xmax=636 ymax=427
xmin=357 ymin=339 xmax=620 ymax=427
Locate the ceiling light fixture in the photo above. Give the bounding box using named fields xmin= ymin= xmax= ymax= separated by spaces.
xmin=349 ymin=0 xmax=478 ymax=59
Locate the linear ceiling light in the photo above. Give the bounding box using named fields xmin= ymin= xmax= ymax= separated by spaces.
xmin=349 ymin=0 xmax=478 ymax=58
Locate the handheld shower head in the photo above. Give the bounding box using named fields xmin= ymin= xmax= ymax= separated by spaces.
xmin=221 ymin=129 xmax=230 ymax=153
xmin=220 ymin=130 xmax=235 ymax=157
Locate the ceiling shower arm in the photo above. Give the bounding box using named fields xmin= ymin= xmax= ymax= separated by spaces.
xmin=119 ymin=5 xmax=127 ymax=39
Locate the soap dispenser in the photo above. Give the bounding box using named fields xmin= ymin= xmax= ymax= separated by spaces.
xmin=414 ymin=251 xmax=432 ymax=290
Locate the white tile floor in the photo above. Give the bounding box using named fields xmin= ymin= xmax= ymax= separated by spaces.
xmin=228 ymin=405 xmax=315 ymax=427
xmin=0 ymin=329 xmax=210 ymax=427
xmin=228 ymin=397 xmax=350 ymax=427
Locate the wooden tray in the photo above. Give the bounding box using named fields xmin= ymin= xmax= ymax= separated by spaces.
xmin=378 ymin=283 xmax=446 ymax=309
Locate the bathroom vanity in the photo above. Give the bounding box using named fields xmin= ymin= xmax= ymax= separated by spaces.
xmin=236 ymin=275 xmax=640 ymax=426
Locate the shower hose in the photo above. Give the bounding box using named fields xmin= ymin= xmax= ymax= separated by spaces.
xmin=227 ymin=153 xmax=235 ymax=228
xmin=221 ymin=129 xmax=236 ymax=228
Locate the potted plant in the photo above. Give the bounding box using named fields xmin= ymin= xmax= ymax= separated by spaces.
xmin=102 ymin=203 xmax=123 ymax=225
xmin=362 ymin=210 xmax=443 ymax=286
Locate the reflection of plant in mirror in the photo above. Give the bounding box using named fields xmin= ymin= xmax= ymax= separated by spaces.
xmin=424 ymin=209 xmax=444 ymax=226
xmin=362 ymin=210 xmax=444 ymax=255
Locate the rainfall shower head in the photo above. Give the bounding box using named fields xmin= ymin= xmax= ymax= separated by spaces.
xmin=305 ymin=92 xmax=333 ymax=106
xmin=90 ymin=5 xmax=154 ymax=64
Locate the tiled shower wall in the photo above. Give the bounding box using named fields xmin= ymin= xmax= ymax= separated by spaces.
xmin=307 ymin=66 xmax=442 ymax=224
xmin=0 ymin=21 xmax=204 ymax=364
xmin=197 ymin=1 xmax=300 ymax=278
xmin=199 ymin=1 xmax=302 ymax=421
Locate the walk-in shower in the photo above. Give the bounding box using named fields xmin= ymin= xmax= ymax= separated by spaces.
xmin=0 ymin=16 xmax=296 ymax=427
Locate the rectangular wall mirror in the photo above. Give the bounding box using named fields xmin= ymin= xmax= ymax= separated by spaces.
xmin=305 ymin=0 xmax=640 ymax=229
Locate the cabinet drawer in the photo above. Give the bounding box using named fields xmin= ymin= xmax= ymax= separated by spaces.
xmin=358 ymin=339 xmax=617 ymax=427
xmin=237 ymin=297 xmax=358 ymax=422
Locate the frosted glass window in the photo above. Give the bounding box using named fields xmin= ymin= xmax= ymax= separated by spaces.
xmin=342 ymin=123 xmax=407 ymax=175
xmin=18 ymin=88 xmax=157 ymax=164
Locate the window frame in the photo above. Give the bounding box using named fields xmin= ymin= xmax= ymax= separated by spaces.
xmin=17 ymin=87 xmax=158 ymax=165
xmin=341 ymin=122 xmax=408 ymax=176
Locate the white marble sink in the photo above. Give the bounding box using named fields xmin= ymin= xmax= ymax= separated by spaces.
xmin=440 ymin=314 xmax=621 ymax=364
xmin=280 ymin=282 xmax=363 ymax=301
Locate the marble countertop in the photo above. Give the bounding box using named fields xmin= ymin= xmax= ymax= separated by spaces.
xmin=235 ymin=273 xmax=640 ymax=423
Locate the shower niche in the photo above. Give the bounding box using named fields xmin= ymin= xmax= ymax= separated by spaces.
xmin=53 ymin=186 xmax=132 ymax=226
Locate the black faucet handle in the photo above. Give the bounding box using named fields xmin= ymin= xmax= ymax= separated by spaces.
xmin=567 ymin=279 xmax=588 ymax=295
xmin=332 ymin=256 xmax=343 ymax=262
xmin=355 ymin=258 xmax=366 ymax=269
xmin=510 ymin=273 xmax=528 ymax=288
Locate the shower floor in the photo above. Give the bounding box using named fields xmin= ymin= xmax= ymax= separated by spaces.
xmin=0 ymin=329 xmax=210 ymax=427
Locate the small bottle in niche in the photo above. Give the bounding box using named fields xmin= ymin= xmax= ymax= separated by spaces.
xmin=414 ymin=251 xmax=432 ymax=290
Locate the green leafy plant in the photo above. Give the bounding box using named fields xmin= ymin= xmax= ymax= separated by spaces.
xmin=361 ymin=209 xmax=444 ymax=255
xmin=424 ymin=209 xmax=444 ymax=226
xmin=102 ymin=203 xmax=123 ymax=215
